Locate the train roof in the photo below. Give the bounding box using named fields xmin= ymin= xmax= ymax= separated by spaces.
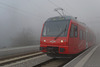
xmin=46 ymin=16 xmax=86 ymax=27
xmin=46 ymin=16 xmax=76 ymax=21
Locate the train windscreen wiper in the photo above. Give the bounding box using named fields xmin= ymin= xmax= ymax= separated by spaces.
xmin=54 ymin=25 xmax=67 ymax=40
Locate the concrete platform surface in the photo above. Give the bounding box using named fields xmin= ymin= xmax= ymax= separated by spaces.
xmin=83 ymin=45 xmax=100 ymax=67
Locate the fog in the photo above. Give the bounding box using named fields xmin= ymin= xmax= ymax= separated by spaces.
xmin=0 ymin=0 xmax=100 ymax=48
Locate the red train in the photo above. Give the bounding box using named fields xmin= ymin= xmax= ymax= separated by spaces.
xmin=40 ymin=16 xmax=96 ymax=57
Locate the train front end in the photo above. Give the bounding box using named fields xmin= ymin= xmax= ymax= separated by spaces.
xmin=40 ymin=16 xmax=71 ymax=56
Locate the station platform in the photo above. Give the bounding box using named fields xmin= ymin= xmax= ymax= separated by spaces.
xmin=63 ymin=45 xmax=100 ymax=67
xmin=83 ymin=45 xmax=100 ymax=67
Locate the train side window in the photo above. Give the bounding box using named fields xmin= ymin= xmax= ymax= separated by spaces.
xmin=89 ymin=33 xmax=91 ymax=42
xmin=79 ymin=30 xmax=82 ymax=40
xmin=70 ymin=24 xmax=74 ymax=37
xmin=84 ymin=31 xmax=86 ymax=40
xmin=82 ymin=31 xmax=83 ymax=40
xmin=87 ymin=32 xmax=89 ymax=42
xmin=74 ymin=25 xmax=78 ymax=37
xmin=83 ymin=31 xmax=85 ymax=40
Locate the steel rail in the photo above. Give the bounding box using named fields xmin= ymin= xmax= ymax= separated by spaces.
xmin=0 ymin=52 xmax=43 ymax=66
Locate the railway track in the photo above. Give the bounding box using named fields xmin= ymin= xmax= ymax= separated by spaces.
xmin=0 ymin=45 xmax=40 ymax=60
xmin=34 ymin=46 xmax=95 ymax=67
xmin=0 ymin=52 xmax=44 ymax=66
xmin=34 ymin=56 xmax=75 ymax=67
xmin=0 ymin=46 xmax=94 ymax=67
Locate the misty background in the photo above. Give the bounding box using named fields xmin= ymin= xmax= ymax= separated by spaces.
xmin=0 ymin=0 xmax=100 ymax=48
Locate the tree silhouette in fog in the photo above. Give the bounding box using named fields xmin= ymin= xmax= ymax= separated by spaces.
xmin=12 ymin=28 xmax=36 ymax=47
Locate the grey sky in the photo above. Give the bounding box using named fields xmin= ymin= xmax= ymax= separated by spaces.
xmin=0 ymin=0 xmax=100 ymax=47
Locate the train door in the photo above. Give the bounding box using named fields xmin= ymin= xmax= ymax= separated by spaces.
xmin=69 ymin=24 xmax=74 ymax=53
xmin=86 ymin=30 xmax=88 ymax=48
xmin=73 ymin=24 xmax=78 ymax=53
xmin=69 ymin=23 xmax=78 ymax=53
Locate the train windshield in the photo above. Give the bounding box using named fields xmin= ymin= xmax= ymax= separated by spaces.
xmin=42 ymin=20 xmax=70 ymax=37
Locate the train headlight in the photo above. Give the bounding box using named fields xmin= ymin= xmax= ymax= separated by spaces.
xmin=61 ymin=40 xmax=63 ymax=43
xmin=44 ymin=40 xmax=46 ymax=42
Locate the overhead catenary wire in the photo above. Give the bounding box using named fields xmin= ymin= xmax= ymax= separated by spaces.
xmin=48 ymin=0 xmax=71 ymax=16
xmin=26 ymin=0 xmax=45 ymax=20
xmin=0 ymin=1 xmax=42 ymax=18
xmin=61 ymin=0 xmax=85 ymax=19
xmin=62 ymin=0 xmax=79 ymax=13
xmin=48 ymin=0 xmax=60 ymax=8
xmin=28 ymin=0 xmax=57 ymax=20
xmin=0 ymin=2 xmax=27 ymax=13
xmin=47 ymin=0 xmax=65 ymax=16
xmin=58 ymin=0 xmax=72 ymax=16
